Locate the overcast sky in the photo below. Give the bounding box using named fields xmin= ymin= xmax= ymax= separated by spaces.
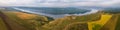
xmin=0 ymin=0 xmax=120 ymax=7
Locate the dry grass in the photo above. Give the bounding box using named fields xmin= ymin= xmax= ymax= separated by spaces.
xmin=1 ymin=11 xmax=49 ymax=30
xmin=13 ymin=12 xmax=38 ymax=20
xmin=64 ymin=22 xmax=88 ymax=30
xmin=100 ymin=14 xmax=118 ymax=30
xmin=41 ymin=12 xmax=101 ymax=30
xmin=0 ymin=18 xmax=8 ymax=30
xmin=88 ymin=14 xmax=112 ymax=30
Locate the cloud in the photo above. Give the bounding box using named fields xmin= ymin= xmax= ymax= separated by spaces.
xmin=0 ymin=0 xmax=120 ymax=7
xmin=0 ymin=0 xmax=35 ymax=6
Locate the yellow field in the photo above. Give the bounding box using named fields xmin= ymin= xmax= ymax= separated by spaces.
xmin=88 ymin=14 xmax=112 ymax=30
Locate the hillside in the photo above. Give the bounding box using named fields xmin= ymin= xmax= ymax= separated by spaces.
xmin=101 ymin=9 xmax=120 ymax=30
xmin=0 ymin=10 xmax=51 ymax=30
xmin=0 ymin=9 xmax=120 ymax=30
xmin=40 ymin=11 xmax=101 ymax=30
xmin=88 ymin=14 xmax=112 ymax=30
xmin=115 ymin=14 xmax=120 ymax=30
xmin=0 ymin=18 xmax=8 ymax=30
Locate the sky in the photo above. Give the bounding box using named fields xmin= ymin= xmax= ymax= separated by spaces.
xmin=0 ymin=0 xmax=120 ymax=7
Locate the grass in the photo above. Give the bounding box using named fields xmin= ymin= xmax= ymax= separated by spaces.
xmin=115 ymin=14 xmax=120 ymax=30
xmin=13 ymin=12 xmax=38 ymax=20
xmin=41 ymin=12 xmax=101 ymax=30
xmin=1 ymin=11 xmax=50 ymax=30
xmin=88 ymin=14 xmax=112 ymax=30
xmin=0 ymin=18 xmax=8 ymax=30
xmin=74 ymin=11 xmax=101 ymax=22
xmin=92 ymin=24 xmax=101 ymax=30
xmin=1 ymin=11 xmax=32 ymax=30
xmin=102 ymin=10 xmax=120 ymax=30
xmin=64 ymin=22 xmax=88 ymax=30
xmin=99 ymin=14 xmax=118 ymax=30
xmin=1 ymin=9 xmax=117 ymax=30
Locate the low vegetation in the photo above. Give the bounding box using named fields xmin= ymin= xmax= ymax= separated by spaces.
xmin=0 ymin=10 xmax=51 ymax=30
xmin=1 ymin=8 xmax=120 ymax=30
xmin=88 ymin=14 xmax=112 ymax=30
xmin=64 ymin=22 xmax=88 ymax=30
xmin=40 ymin=11 xmax=101 ymax=30
xmin=0 ymin=18 xmax=8 ymax=30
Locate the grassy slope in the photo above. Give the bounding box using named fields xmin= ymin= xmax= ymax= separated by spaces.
xmin=1 ymin=11 xmax=49 ymax=30
xmin=64 ymin=22 xmax=88 ymax=30
xmin=99 ymin=14 xmax=118 ymax=30
xmin=88 ymin=14 xmax=112 ymax=30
xmin=41 ymin=12 xmax=101 ymax=30
xmin=115 ymin=14 xmax=120 ymax=30
xmin=0 ymin=18 xmax=8 ymax=30
xmin=12 ymin=12 xmax=50 ymax=30
xmin=1 ymin=11 xmax=31 ymax=30
xmin=101 ymin=9 xmax=120 ymax=30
